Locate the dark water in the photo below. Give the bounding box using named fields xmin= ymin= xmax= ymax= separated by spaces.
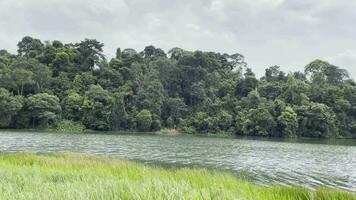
xmin=0 ymin=131 xmax=355 ymax=191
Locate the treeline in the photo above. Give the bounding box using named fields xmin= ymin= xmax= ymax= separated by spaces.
xmin=1 ymin=36 xmax=356 ymax=138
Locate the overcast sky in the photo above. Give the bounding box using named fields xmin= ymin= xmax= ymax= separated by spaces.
xmin=1 ymin=0 xmax=356 ymax=77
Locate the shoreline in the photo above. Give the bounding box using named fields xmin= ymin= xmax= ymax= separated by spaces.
xmin=2 ymin=128 xmax=356 ymax=141
xmin=1 ymin=129 xmax=356 ymax=146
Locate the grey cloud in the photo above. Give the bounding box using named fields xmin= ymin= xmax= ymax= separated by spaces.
xmin=0 ymin=0 xmax=356 ymax=77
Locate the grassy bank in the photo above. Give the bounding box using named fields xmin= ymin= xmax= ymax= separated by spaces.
xmin=0 ymin=153 xmax=354 ymax=200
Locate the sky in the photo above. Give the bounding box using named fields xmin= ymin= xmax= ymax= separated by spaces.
xmin=1 ymin=0 xmax=356 ymax=78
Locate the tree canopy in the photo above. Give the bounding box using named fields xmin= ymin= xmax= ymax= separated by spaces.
xmin=0 ymin=36 xmax=355 ymax=138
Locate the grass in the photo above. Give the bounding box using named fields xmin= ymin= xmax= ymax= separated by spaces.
xmin=0 ymin=153 xmax=354 ymax=200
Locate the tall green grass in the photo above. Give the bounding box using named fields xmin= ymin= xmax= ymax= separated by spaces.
xmin=0 ymin=153 xmax=354 ymax=200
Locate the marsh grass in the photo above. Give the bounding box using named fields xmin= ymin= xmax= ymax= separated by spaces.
xmin=0 ymin=153 xmax=354 ymax=200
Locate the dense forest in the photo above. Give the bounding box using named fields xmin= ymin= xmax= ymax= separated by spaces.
xmin=0 ymin=36 xmax=356 ymax=138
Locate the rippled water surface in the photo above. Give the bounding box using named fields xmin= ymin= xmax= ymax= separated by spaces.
xmin=0 ymin=131 xmax=355 ymax=191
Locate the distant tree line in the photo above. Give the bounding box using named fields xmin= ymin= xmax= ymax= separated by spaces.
xmin=0 ymin=36 xmax=356 ymax=138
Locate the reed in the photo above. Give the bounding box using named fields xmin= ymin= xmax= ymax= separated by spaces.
xmin=0 ymin=153 xmax=354 ymax=200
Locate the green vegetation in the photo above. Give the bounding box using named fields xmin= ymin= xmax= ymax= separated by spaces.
xmin=53 ymin=119 xmax=85 ymax=133
xmin=1 ymin=36 xmax=356 ymax=138
xmin=0 ymin=153 xmax=354 ymax=200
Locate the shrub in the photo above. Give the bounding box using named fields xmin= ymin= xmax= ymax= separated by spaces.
xmin=55 ymin=120 xmax=85 ymax=133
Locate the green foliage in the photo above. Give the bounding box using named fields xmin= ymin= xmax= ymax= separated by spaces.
xmin=0 ymin=88 xmax=23 ymax=128
xmin=109 ymin=93 xmax=128 ymax=130
xmin=17 ymin=36 xmax=44 ymax=57
xmin=1 ymin=36 xmax=356 ymax=138
xmin=82 ymin=85 xmax=113 ymax=131
xmin=136 ymin=109 xmax=152 ymax=131
xmin=72 ymin=72 xmax=97 ymax=93
xmin=52 ymin=52 xmax=70 ymax=76
xmin=280 ymin=74 xmax=310 ymax=106
xmin=215 ymin=110 xmax=233 ymax=131
xmin=278 ymin=106 xmax=298 ymax=137
xmin=305 ymin=59 xmax=349 ymax=84
xmin=9 ymin=68 xmax=34 ymax=96
xmin=54 ymin=119 xmax=85 ymax=133
xmin=241 ymin=105 xmax=276 ymax=136
xmin=62 ymin=92 xmax=83 ymax=121
xmin=76 ymin=39 xmax=105 ymax=71
xmin=26 ymin=93 xmax=61 ymax=128
xmin=263 ymin=65 xmax=286 ymax=82
xmin=295 ymin=103 xmax=338 ymax=138
xmin=0 ymin=153 xmax=354 ymax=200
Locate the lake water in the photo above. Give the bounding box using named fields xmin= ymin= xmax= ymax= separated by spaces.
xmin=0 ymin=130 xmax=355 ymax=191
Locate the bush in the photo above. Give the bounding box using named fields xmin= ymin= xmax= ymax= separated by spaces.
xmin=136 ymin=109 xmax=152 ymax=131
xmin=55 ymin=120 xmax=85 ymax=133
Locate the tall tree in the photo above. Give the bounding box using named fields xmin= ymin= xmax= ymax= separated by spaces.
xmin=0 ymin=88 xmax=23 ymax=128
xmin=76 ymin=39 xmax=105 ymax=71
xmin=17 ymin=36 xmax=44 ymax=57
xmin=82 ymin=85 xmax=113 ymax=130
xmin=26 ymin=93 xmax=61 ymax=128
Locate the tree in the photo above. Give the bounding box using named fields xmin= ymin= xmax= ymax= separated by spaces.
xmin=189 ymin=81 xmax=206 ymax=106
xmin=26 ymin=93 xmax=61 ymax=128
xmin=258 ymin=81 xmax=284 ymax=100
xmin=2 ymin=36 xmax=356 ymax=138
xmin=32 ymin=64 xmax=52 ymax=92
xmin=214 ymin=110 xmax=233 ymax=131
xmin=108 ymin=58 xmax=123 ymax=70
xmin=72 ymin=72 xmax=97 ymax=94
xmin=305 ymin=59 xmax=349 ymax=84
xmin=0 ymin=88 xmax=23 ymax=127
xmin=135 ymin=79 xmax=164 ymax=117
xmin=162 ymin=97 xmax=187 ymax=127
xmin=52 ymin=52 xmax=70 ymax=76
xmin=189 ymin=112 xmax=213 ymax=133
xmin=142 ymin=45 xmax=166 ymax=60
xmin=136 ymin=109 xmax=152 ymax=131
xmin=82 ymin=85 xmax=113 ymax=130
xmin=240 ymin=104 xmax=276 ymax=137
xmin=17 ymin=36 xmax=44 ymax=57
xmin=110 ymin=93 xmax=129 ymax=130
xmin=10 ymin=68 xmax=34 ymax=96
xmin=280 ymin=74 xmax=309 ymax=106
xmin=0 ymin=65 xmax=13 ymax=90
xmin=76 ymin=39 xmax=105 ymax=71
xmin=96 ymin=65 xmax=123 ymax=90
xmin=295 ymin=103 xmax=338 ymax=138
xmin=168 ymin=47 xmax=186 ymax=60
xmin=37 ymin=42 xmax=56 ymax=65
xmin=62 ymin=92 xmax=83 ymax=121
xmin=50 ymin=72 xmax=72 ymax=99
xmin=277 ymin=106 xmax=298 ymax=137
xmin=235 ymin=68 xmax=258 ymax=98
xmin=237 ymin=90 xmax=264 ymax=110
xmin=8 ymin=57 xmax=53 ymax=94
xmin=226 ymin=53 xmax=247 ymax=70
xmin=235 ymin=90 xmax=276 ymax=136
xmin=263 ymin=65 xmax=286 ymax=82
xmin=0 ymin=52 xmax=16 ymax=71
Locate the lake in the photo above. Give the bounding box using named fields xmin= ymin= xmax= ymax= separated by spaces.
xmin=0 ymin=130 xmax=355 ymax=191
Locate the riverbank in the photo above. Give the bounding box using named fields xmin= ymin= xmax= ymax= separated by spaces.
xmin=0 ymin=153 xmax=354 ymax=200
xmin=0 ymin=128 xmax=241 ymax=139
xmin=3 ymin=127 xmax=356 ymax=140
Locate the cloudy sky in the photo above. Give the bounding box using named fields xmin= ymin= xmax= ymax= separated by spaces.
xmin=1 ymin=0 xmax=356 ymax=77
